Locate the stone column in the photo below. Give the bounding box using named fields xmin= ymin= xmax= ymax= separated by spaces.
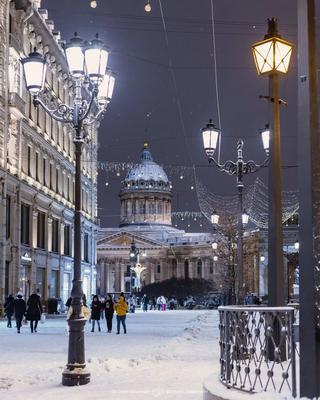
xmin=47 ymin=216 xmax=53 ymax=252
xmin=60 ymin=221 xmax=65 ymax=255
xmin=32 ymin=209 xmax=38 ymax=249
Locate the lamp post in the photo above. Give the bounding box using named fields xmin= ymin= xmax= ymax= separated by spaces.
xmin=21 ymin=33 xmax=115 ymax=386
xmin=252 ymin=18 xmax=293 ymax=306
xmin=201 ymin=121 xmax=269 ymax=304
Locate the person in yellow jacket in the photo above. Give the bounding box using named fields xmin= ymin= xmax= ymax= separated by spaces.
xmin=114 ymin=293 xmax=128 ymax=334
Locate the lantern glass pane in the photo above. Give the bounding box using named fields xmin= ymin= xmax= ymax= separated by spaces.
xmin=274 ymin=40 xmax=293 ymax=73
xmin=23 ymin=60 xmax=46 ymax=94
xmin=85 ymin=48 xmax=109 ymax=82
xmin=261 ymin=128 xmax=270 ymax=153
xmin=252 ymin=40 xmax=273 ymax=74
xmin=202 ymin=128 xmax=219 ymax=155
xmin=65 ymin=46 xmax=84 ymax=77
xmin=107 ymin=75 xmax=115 ymax=99
xmin=242 ymin=212 xmax=249 ymax=225
xmin=211 ymin=213 xmax=219 ymax=224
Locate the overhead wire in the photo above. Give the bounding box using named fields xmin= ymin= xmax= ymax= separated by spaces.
xmin=210 ymin=0 xmax=222 ymax=164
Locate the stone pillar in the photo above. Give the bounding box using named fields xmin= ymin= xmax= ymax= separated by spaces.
xmin=47 ymin=217 xmax=52 ymax=252
xmin=32 ymin=209 xmax=38 ymax=249
xmin=60 ymin=221 xmax=65 ymax=255
xmin=120 ymin=262 xmax=125 ymax=292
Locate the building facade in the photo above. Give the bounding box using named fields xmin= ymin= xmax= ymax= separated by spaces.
xmin=97 ymin=143 xmax=261 ymax=297
xmin=0 ymin=0 xmax=99 ymax=309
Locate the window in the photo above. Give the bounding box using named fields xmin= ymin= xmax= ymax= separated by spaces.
xmin=37 ymin=212 xmax=46 ymax=249
xmin=27 ymin=145 xmax=31 ymax=176
xmin=139 ymin=202 xmax=146 ymax=215
xmin=83 ymin=233 xmax=89 ymax=262
xmin=49 ymin=163 xmax=53 ymax=190
xmin=35 ymin=152 xmax=39 ymax=182
xmin=67 ymin=176 xmax=70 ymax=201
xmin=51 ymin=218 xmax=59 ymax=253
xmin=21 ymin=204 xmax=30 ymax=245
xmin=6 ymin=196 xmax=11 ymax=239
xmin=43 ymin=158 xmax=46 ymax=186
xmin=64 ymin=225 xmax=71 ymax=256
xmin=56 ymin=168 xmax=59 ymax=193
xmin=157 ymin=264 xmax=161 ymax=274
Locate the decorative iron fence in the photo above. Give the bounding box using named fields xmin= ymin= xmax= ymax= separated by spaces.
xmin=218 ymin=306 xmax=297 ymax=397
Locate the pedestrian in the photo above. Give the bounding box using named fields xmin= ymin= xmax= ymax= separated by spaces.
xmin=4 ymin=294 xmax=14 ymax=328
xmin=156 ymin=296 xmax=162 ymax=311
xmin=104 ymin=294 xmax=114 ymax=333
xmin=161 ymin=295 xmax=167 ymax=311
xmin=152 ymin=297 xmax=157 ymax=310
xmin=100 ymin=296 xmax=105 ymax=320
xmin=128 ymin=294 xmax=136 ymax=313
xmin=14 ymin=293 xmax=26 ymax=334
xmin=26 ymin=291 xmax=42 ymax=333
xmin=142 ymin=294 xmax=149 ymax=312
xmin=114 ymin=292 xmax=128 ymax=334
xmin=90 ymin=295 xmax=102 ymax=332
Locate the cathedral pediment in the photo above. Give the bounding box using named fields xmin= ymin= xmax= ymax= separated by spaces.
xmin=97 ymin=231 xmax=165 ymax=249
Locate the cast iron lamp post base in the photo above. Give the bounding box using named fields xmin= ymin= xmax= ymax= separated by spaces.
xmin=62 ymin=317 xmax=90 ymax=386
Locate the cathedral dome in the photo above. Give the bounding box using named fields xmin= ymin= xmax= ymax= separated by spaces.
xmin=122 ymin=142 xmax=170 ymax=193
xmin=119 ymin=142 xmax=172 ymax=227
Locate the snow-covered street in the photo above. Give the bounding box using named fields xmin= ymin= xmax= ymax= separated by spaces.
xmin=0 ymin=310 xmax=219 ymax=400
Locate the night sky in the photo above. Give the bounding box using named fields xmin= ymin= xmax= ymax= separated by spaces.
xmin=42 ymin=0 xmax=298 ymax=231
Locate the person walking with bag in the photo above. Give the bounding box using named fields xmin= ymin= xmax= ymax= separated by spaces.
xmin=13 ymin=293 xmax=26 ymax=334
xmin=4 ymin=294 xmax=15 ymax=328
xmin=90 ymin=295 xmax=102 ymax=332
xmin=26 ymin=291 xmax=42 ymax=333
xmin=114 ymin=293 xmax=128 ymax=334
xmin=104 ymin=294 xmax=114 ymax=333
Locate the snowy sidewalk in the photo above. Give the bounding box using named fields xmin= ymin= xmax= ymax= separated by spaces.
xmin=0 ymin=310 xmax=219 ymax=400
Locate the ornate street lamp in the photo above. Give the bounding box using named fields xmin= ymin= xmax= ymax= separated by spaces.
xmin=252 ymin=18 xmax=293 ymax=307
xmin=21 ymin=32 xmax=115 ymax=387
xmin=201 ymin=122 xmax=268 ymax=304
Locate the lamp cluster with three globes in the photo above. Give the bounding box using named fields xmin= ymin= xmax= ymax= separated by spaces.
xmin=21 ymin=32 xmax=116 ymax=387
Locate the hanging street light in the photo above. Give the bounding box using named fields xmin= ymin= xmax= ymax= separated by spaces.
xmin=21 ymin=32 xmax=116 ymax=387
xmin=212 ymin=242 xmax=218 ymax=250
xmin=294 ymin=240 xmax=300 ymax=251
xmin=252 ymin=18 xmax=293 ymax=307
xmin=201 ymin=122 xmax=268 ymax=304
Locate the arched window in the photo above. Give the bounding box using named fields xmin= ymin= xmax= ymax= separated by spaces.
xmin=184 ymin=259 xmax=189 ymax=279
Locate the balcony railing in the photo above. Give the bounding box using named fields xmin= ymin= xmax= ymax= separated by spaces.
xmin=218 ymin=305 xmax=297 ymax=397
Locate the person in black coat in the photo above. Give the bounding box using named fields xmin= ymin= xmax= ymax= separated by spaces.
xmin=104 ymin=294 xmax=114 ymax=333
xmin=90 ymin=295 xmax=101 ymax=332
xmin=14 ymin=294 xmax=26 ymax=334
xmin=4 ymin=294 xmax=15 ymax=328
xmin=26 ymin=291 xmax=42 ymax=333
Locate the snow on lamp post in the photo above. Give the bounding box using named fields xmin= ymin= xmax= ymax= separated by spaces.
xmin=21 ymin=32 xmax=115 ymax=387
